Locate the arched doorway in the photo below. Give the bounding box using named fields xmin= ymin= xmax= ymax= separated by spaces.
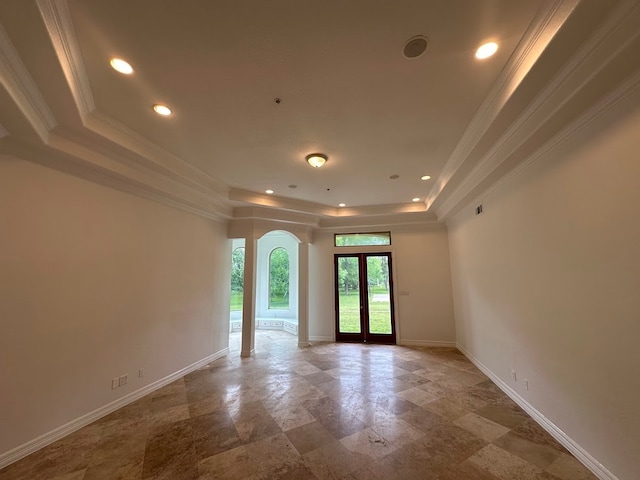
xmin=229 ymin=229 xmax=308 ymax=355
xmin=255 ymin=231 xmax=299 ymax=336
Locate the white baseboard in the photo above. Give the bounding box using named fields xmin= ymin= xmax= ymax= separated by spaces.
xmin=456 ymin=344 xmax=619 ymax=480
xmin=309 ymin=335 xmax=333 ymax=342
xmin=0 ymin=348 xmax=229 ymax=470
xmin=399 ymin=339 xmax=457 ymax=347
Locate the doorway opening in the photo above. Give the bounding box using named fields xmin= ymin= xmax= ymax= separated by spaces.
xmin=334 ymin=252 xmax=396 ymax=344
xmin=229 ymin=232 xmax=299 ymax=350
xmin=229 ymin=239 xmax=245 ymax=334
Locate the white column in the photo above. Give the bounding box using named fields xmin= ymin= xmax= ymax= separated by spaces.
xmin=241 ymin=237 xmax=257 ymax=357
xmin=298 ymin=241 xmax=310 ymax=347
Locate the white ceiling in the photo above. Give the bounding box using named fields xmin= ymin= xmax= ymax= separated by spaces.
xmin=1 ymin=0 xmax=639 ymax=223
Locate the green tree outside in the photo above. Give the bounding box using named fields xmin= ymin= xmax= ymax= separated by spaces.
xmin=230 ymin=247 xmax=244 ymax=311
xmin=269 ymin=247 xmax=289 ymax=309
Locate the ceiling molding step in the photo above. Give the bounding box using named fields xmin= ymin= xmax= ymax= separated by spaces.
xmin=229 ymin=188 xmax=428 ymax=218
xmin=435 ymin=1 xmax=640 ymax=220
xmin=229 ymin=188 xmax=337 ymax=216
xmin=438 ymin=63 xmax=640 ymax=221
xmin=232 ymin=206 xmax=321 ymax=228
xmin=36 ymin=0 xmax=95 ymax=119
xmin=0 ymin=21 xmax=56 ymax=142
xmin=35 ymin=0 xmax=231 ymax=206
xmin=3 ymin=136 xmax=232 ymax=220
xmin=84 ymin=112 xmax=229 ymax=202
xmin=335 ymin=203 xmax=427 ymax=218
xmin=425 ymin=0 xmax=581 ymax=209
xmin=318 ymin=211 xmax=439 ymax=230
xmin=461 ymin=0 xmax=640 ymax=173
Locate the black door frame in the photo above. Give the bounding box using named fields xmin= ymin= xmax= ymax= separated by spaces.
xmin=334 ymin=252 xmax=396 ymax=344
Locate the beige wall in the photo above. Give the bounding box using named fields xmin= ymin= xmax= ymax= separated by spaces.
xmin=447 ymin=104 xmax=640 ymax=479
xmin=309 ymin=227 xmax=455 ymax=345
xmin=0 ymin=156 xmax=230 ymax=455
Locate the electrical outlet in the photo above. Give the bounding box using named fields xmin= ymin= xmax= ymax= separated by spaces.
xmin=138 ymin=368 xmax=144 ymax=378
xmin=511 ymin=369 xmax=517 ymax=382
xmin=111 ymin=377 xmax=119 ymax=390
xmin=119 ymin=374 xmax=128 ymax=386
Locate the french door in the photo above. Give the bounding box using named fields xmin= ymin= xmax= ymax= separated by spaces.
xmin=334 ymin=253 xmax=396 ymax=344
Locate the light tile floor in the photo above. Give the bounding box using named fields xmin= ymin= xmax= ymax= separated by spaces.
xmin=0 ymin=331 xmax=597 ymax=480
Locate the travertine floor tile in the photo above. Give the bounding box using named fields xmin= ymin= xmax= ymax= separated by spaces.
xmin=454 ymin=412 xmax=511 ymax=442
xmin=0 ymin=331 xmax=598 ymax=480
xmin=469 ymin=444 xmax=559 ymax=480
xmin=545 ymin=452 xmax=598 ymax=480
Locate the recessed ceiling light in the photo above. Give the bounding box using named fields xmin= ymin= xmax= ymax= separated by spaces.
xmin=475 ymin=42 xmax=498 ymax=59
xmin=412 ymin=197 xmax=421 ymax=202
xmin=153 ymin=104 xmax=172 ymax=116
xmin=109 ymin=58 xmax=133 ymax=74
xmin=265 ymin=189 xmax=274 ymax=194
xmin=421 ymin=175 xmax=431 ymax=181
xmin=339 ymin=203 xmax=346 ymax=207
xmin=389 ymin=174 xmax=400 ymax=180
xmin=288 ymin=184 xmax=297 ymax=189
xmin=306 ymin=153 xmax=327 ymax=168
xmin=403 ymin=35 xmax=428 ymax=59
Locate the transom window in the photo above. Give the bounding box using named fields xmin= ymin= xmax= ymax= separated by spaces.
xmin=335 ymin=232 xmax=391 ymax=247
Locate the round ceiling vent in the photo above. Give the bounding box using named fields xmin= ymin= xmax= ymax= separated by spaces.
xmin=403 ymin=35 xmax=428 ymax=59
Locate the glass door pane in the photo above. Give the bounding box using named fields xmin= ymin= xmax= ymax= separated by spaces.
xmin=366 ymin=255 xmax=392 ymax=334
xmin=337 ymin=256 xmax=361 ymax=334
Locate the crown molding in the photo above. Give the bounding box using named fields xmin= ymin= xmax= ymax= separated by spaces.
xmin=436 ymin=1 xmax=640 ymax=220
xmin=32 ymin=0 xmax=231 ymax=215
xmin=446 ymin=67 xmax=640 ymax=226
xmin=318 ymin=211 xmax=439 ymax=230
xmin=2 ymin=136 xmax=232 ymax=221
xmin=36 ymin=0 xmax=95 ymax=118
xmin=85 ymin=112 xmax=229 ymax=202
xmin=0 ymin=21 xmax=56 ymax=142
xmin=233 ymin=206 xmax=321 ymax=228
xmin=229 ymin=188 xmax=428 ymax=218
xmin=425 ymin=0 xmax=581 ymax=210
xmin=229 ymin=188 xmax=337 ymax=216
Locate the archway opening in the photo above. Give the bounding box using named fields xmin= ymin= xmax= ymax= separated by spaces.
xmin=255 ymin=231 xmax=299 ymax=337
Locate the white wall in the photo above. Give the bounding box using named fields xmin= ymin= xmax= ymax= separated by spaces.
xmin=309 ymin=227 xmax=455 ymax=344
xmin=0 ymin=156 xmax=230 ymax=456
xmin=447 ymin=104 xmax=640 ymax=480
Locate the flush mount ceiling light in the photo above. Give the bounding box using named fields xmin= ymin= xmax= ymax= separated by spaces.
xmin=475 ymin=42 xmax=498 ymax=59
xmin=412 ymin=197 xmax=421 ymax=202
xmin=109 ymin=57 xmax=133 ymax=74
xmin=403 ymin=35 xmax=428 ymax=59
xmin=421 ymin=175 xmax=431 ymax=180
xmin=306 ymin=153 xmax=327 ymax=168
xmin=339 ymin=203 xmax=346 ymax=207
xmin=153 ymin=104 xmax=172 ymax=116
xmin=265 ymin=189 xmax=274 ymax=194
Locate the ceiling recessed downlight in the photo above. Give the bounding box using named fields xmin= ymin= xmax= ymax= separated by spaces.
xmin=339 ymin=203 xmax=346 ymax=207
xmin=421 ymin=175 xmax=431 ymax=181
xmin=153 ymin=104 xmax=172 ymax=116
xmin=412 ymin=197 xmax=421 ymax=202
xmin=265 ymin=189 xmax=274 ymax=194
xmin=403 ymin=36 xmax=428 ymax=59
xmin=475 ymin=42 xmax=498 ymax=59
xmin=109 ymin=58 xmax=133 ymax=74
xmin=306 ymin=153 xmax=327 ymax=168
